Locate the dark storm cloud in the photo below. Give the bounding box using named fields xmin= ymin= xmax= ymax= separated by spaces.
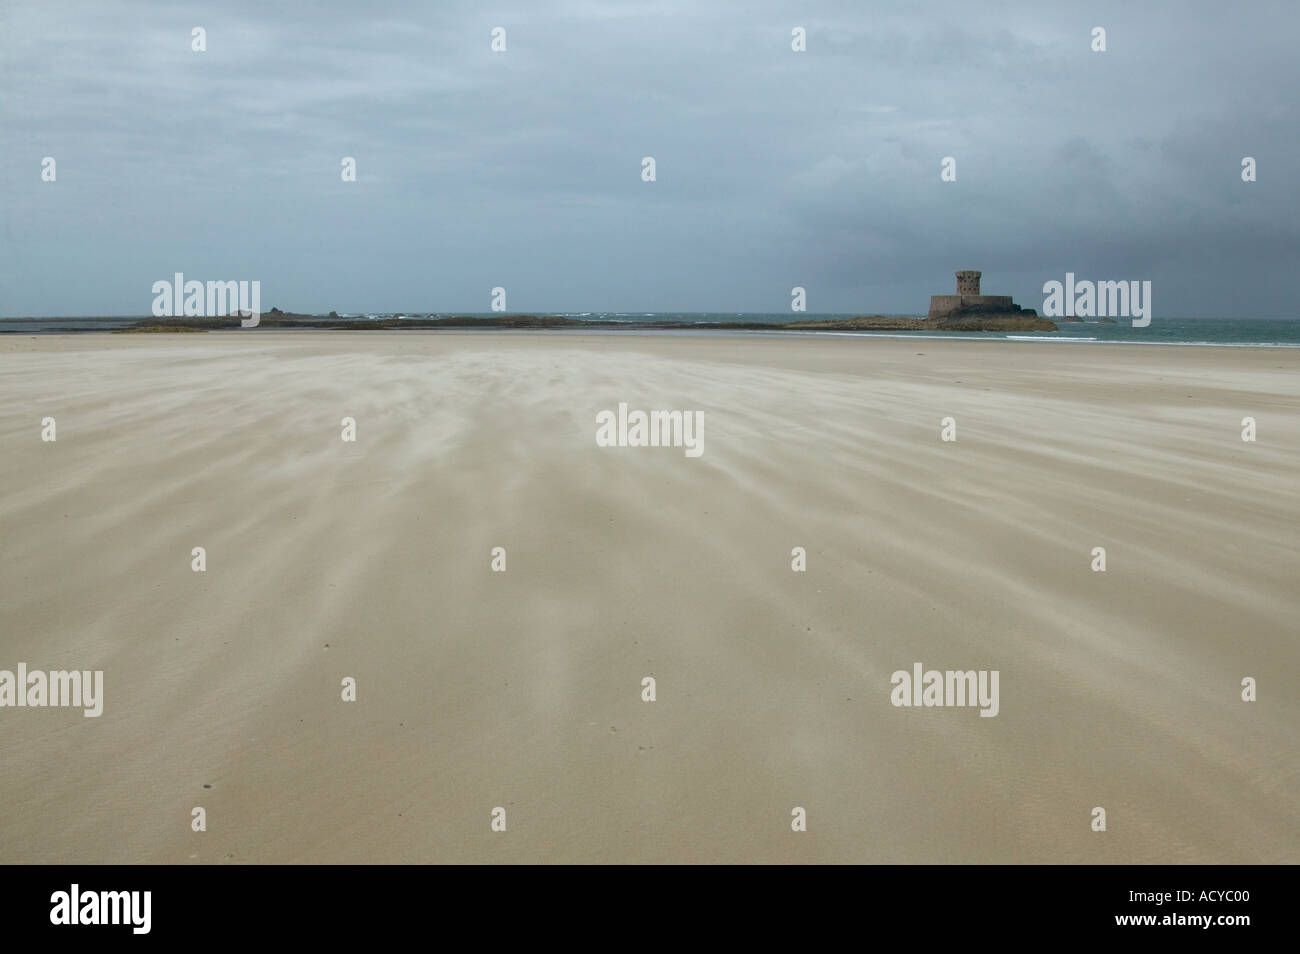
xmin=1 ymin=0 xmax=1296 ymax=316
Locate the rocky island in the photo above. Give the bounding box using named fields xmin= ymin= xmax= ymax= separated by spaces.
xmin=916 ymin=270 xmax=1055 ymax=330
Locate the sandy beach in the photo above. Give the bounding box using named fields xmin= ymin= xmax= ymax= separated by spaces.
xmin=0 ymin=331 xmax=1296 ymax=864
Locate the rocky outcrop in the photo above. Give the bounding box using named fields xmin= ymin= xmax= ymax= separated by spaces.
xmin=921 ymin=270 xmax=1054 ymax=329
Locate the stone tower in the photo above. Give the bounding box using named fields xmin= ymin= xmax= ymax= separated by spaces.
xmin=928 ymin=269 xmax=1016 ymax=318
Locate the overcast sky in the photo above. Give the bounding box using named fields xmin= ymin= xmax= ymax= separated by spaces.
xmin=2 ymin=0 xmax=1297 ymax=318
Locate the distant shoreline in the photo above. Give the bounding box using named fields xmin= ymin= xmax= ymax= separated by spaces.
xmin=4 ymin=313 xmax=1299 ymax=348
xmin=104 ymin=310 xmax=1059 ymax=333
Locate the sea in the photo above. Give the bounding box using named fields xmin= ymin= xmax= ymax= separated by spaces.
xmin=2 ymin=314 xmax=1299 ymax=347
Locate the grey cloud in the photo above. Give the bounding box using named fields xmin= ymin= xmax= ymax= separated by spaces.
xmin=1 ymin=0 xmax=1296 ymax=317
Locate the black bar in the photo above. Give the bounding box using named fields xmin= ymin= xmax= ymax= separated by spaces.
xmin=4 ymin=865 xmax=1282 ymax=940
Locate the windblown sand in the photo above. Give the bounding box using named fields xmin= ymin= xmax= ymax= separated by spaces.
xmin=1 ymin=332 xmax=1296 ymax=864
